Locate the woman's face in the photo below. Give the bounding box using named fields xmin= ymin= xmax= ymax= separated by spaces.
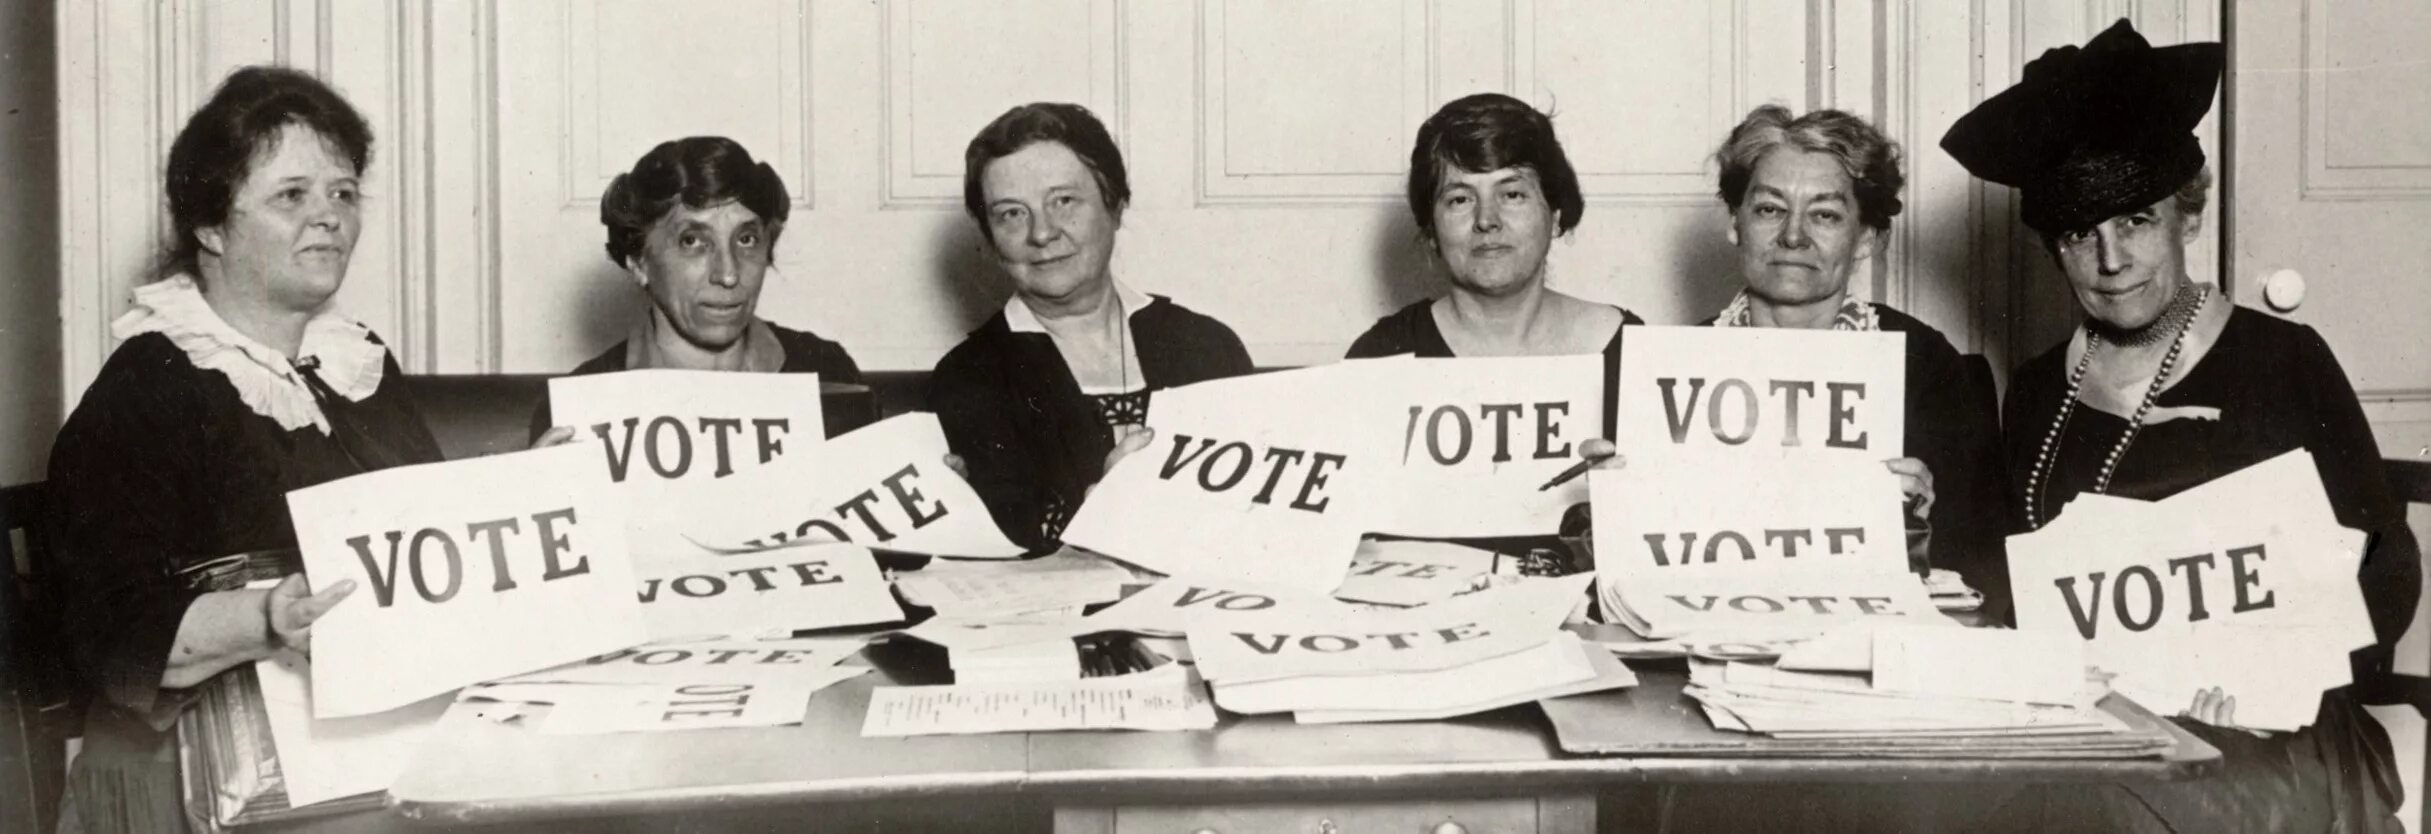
xmin=981 ymin=141 xmax=1121 ymax=305
xmin=632 ymin=199 xmax=774 ymax=350
xmin=2052 ymin=196 xmax=2200 ymax=331
xmin=1731 ymin=148 xmax=1877 ymax=312
xmin=1430 ymin=165 xmax=1555 ymax=298
xmin=199 ymin=123 xmax=362 ymax=312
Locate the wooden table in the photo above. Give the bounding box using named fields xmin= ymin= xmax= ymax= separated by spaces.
xmin=383 ymin=642 xmax=2220 ymax=833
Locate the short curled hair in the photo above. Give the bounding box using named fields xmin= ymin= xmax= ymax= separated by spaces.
xmin=1714 ymin=105 xmax=1905 ymax=231
xmin=160 ymin=65 xmax=373 ymax=282
xmin=1406 ymin=93 xmax=1584 ymax=240
xmin=599 ymin=137 xmax=791 ymax=268
xmin=962 ymin=103 xmax=1130 ymax=226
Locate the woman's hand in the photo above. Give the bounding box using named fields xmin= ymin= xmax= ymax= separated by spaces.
xmin=1882 ymin=457 xmax=1935 ymax=519
xmin=1086 ymin=426 xmax=1156 ymax=499
xmin=531 ymin=426 xmax=579 ymax=450
xmin=2182 ymin=686 xmax=2275 ymax=737
xmin=942 ymin=453 xmax=970 ymax=480
xmin=1577 ymin=438 xmax=1626 ymax=471
xmin=265 ymin=573 xmax=356 ymax=657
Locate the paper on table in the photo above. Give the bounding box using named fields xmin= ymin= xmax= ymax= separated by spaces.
xmin=1212 ymin=631 xmax=1601 ymax=714
xmin=537 ymin=668 xmax=868 ymax=735
xmin=892 ymin=549 xmax=1134 ymax=617
xmin=1187 ymin=574 xmax=1594 ymax=683
xmin=1296 ymin=640 xmax=1640 ymax=724
xmin=1334 ymin=539 xmax=1500 ymax=607
xmin=288 ymin=443 xmax=647 ymax=717
xmin=672 ymin=414 xmax=1026 ymax=561
xmin=632 ymin=541 xmax=902 ymax=640
xmin=1061 ymin=362 xmax=1401 ymax=592
xmin=1869 ymin=625 xmax=2087 ymax=706
xmin=1609 ymin=326 xmax=1905 ymax=461
xmin=253 ymin=653 xmax=450 ymax=808
xmin=1086 ymin=574 xmax=1355 ymax=635
xmin=1353 ymin=356 xmax=1605 ymax=537
xmin=488 ymin=637 xmax=863 ymax=686
xmin=1588 ymin=456 xmax=1910 ymax=580
xmin=860 ymin=662 xmax=1217 ymax=737
xmin=1600 ymin=571 xmax=1940 ymax=641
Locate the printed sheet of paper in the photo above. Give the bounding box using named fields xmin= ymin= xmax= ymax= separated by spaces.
xmin=1610 ymin=326 xmax=1904 ymax=461
xmin=673 ymin=414 xmax=1025 ymax=561
xmin=538 ymin=669 xmax=867 ymax=735
xmin=1589 ymin=456 xmax=1909 ymax=579
xmin=860 ymin=663 xmax=1217 ymax=737
xmin=892 ymin=549 xmax=1135 ymax=618
xmin=547 ymin=369 xmax=826 ymax=485
xmin=289 ymin=443 xmax=646 ymax=717
xmin=1295 ymin=638 xmax=1641 ymax=724
xmin=1187 ymin=574 xmax=1594 ymax=683
xmin=631 ymin=542 xmax=902 ymax=640
xmin=1334 ymin=539 xmax=1500 ymax=607
xmin=254 ymin=653 xmax=450 ymax=808
xmin=1087 ymin=575 xmax=1356 ymax=636
xmin=1061 ymin=363 xmax=1401 ymax=592
xmin=1358 ymin=356 xmax=1604 ymax=537
xmin=1601 ymin=571 xmax=1940 ymax=642
xmin=1869 ymin=624 xmax=2086 ymax=706
xmin=487 ymin=637 xmax=863 ymax=687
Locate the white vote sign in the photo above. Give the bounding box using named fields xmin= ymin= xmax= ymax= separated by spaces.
xmin=1063 ymin=363 xmax=1400 ymax=592
xmin=1611 ymin=326 xmax=1903 ymax=460
xmin=1088 ymin=575 xmax=1356 ymax=636
xmin=633 ymin=542 xmax=903 ymax=640
xmin=1358 ymin=356 xmax=1603 ymax=537
xmin=547 ymin=368 xmax=827 ymax=484
xmin=289 ymin=443 xmax=645 ymax=717
xmin=1187 ymin=574 xmax=1593 ymax=684
xmin=1589 ymin=456 xmax=1909 ymax=579
xmin=677 ymin=413 xmax=1025 ymax=561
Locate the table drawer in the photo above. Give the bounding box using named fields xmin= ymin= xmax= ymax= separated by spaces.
xmin=1099 ymin=796 xmax=1560 ymax=834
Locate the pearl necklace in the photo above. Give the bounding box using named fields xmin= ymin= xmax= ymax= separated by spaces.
xmin=2023 ymin=283 xmax=2209 ymax=530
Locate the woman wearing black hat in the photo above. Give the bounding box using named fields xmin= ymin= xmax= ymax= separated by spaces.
xmin=1945 ymin=20 xmax=2419 ymax=831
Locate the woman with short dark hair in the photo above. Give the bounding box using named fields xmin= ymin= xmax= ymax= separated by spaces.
xmin=530 ymin=136 xmax=862 ymax=439
xmin=46 ymin=65 xmax=444 ymax=833
xmin=1348 ymin=93 xmax=1641 ymax=431
xmin=931 ymin=102 xmax=1254 ymax=551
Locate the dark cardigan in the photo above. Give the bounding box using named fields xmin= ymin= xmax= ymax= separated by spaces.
xmin=929 ymin=296 xmax=1254 ymax=551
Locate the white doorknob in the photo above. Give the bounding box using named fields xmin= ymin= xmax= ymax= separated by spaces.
xmin=2264 ymin=269 xmax=2307 ymax=312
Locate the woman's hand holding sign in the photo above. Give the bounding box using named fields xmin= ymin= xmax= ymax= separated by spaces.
xmin=264 ymin=573 xmax=356 ymax=656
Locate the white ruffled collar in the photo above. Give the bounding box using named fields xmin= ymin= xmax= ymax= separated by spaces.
xmin=110 ymin=275 xmax=386 ymax=434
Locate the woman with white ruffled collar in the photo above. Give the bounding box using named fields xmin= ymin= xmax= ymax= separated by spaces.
xmin=45 ymin=66 xmax=442 ymax=833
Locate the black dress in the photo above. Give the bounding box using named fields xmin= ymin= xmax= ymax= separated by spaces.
xmin=526 ymin=320 xmax=863 ymax=442
xmin=929 ymin=295 xmax=1253 ymax=551
xmin=45 ymin=332 xmax=444 ymax=834
xmin=1975 ymin=306 xmax=2420 ymax=833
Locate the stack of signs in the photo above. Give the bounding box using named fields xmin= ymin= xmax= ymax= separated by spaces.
xmin=629 ymin=541 xmax=903 ymax=642
xmin=2007 ymin=450 xmax=2374 ymax=732
xmin=1183 ymin=574 xmax=1635 ymax=723
xmin=1681 ymin=625 xmax=2171 ymax=755
xmin=460 ymin=637 xmax=868 ymax=735
xmin=1063 ymin=360 xmax=1403 ymax=593
xmin=1595 ymin=326 xmax=1921 ymax=652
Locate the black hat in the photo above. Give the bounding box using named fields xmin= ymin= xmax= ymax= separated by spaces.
xmin=1941 ymin=19 xmax=2222 ymax=235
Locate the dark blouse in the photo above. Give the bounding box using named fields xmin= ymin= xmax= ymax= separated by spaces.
xmin=1989 ymin=306 xmax=2418 ymax=832
xmin=526 ymin=320 xmax=863 ymax=442
xmin=1344 ymin=298 xmax=1645 ymax=440
xmin=45 ymin=331 xmax=443 ymax=832
xmin=1693 ymin=305 xmax=2013 ymax=614
xmin=929 ymin=296 xmax=1254 ymax=551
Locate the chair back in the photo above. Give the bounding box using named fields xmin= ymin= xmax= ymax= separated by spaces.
xmin=0 ymin=481 xmax=70 ymax=834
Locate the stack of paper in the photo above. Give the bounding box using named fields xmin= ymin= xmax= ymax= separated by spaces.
xmin=2007 ymin=450 xmax=2374 ymax=732
xmin=1681 ymin=623 xmax=2171 ymax=756
xmin=1334 ymin=539 xmax=1500 ymax=606
xmin=892 ymin=548 xmax=1137 ymax=619
xmin=1925 ymin=568 xmax=1984 ymax=612
xmin=1600 ymin=570 xmax=1945 ymax=649
xmin=952 ymin=639 xmax=1083 ymax=684
xmin=1184 ymin=574 xmax=1634 ymax=723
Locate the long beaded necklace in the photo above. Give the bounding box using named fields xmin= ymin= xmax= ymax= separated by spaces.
xmin=2022 ymin=282 xmax=2210 ymax=530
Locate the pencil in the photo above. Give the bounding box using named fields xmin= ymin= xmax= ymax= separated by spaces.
xmin=1538 ymin=458 xmax=1596 ymax=491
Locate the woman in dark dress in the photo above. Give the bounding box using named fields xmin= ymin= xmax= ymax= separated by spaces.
xmin=1945 ymin=20 xmax=2420 ymax=832
xmin=530 ymin=137 xmax=862 ymax=440
xmin=931 ymin=103 xmax=1253 ymax=551
xmin=1346 ymin=92 xmax=1641 ymax=437
xmin=45 ymin=66 xmax=445 ymax=833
